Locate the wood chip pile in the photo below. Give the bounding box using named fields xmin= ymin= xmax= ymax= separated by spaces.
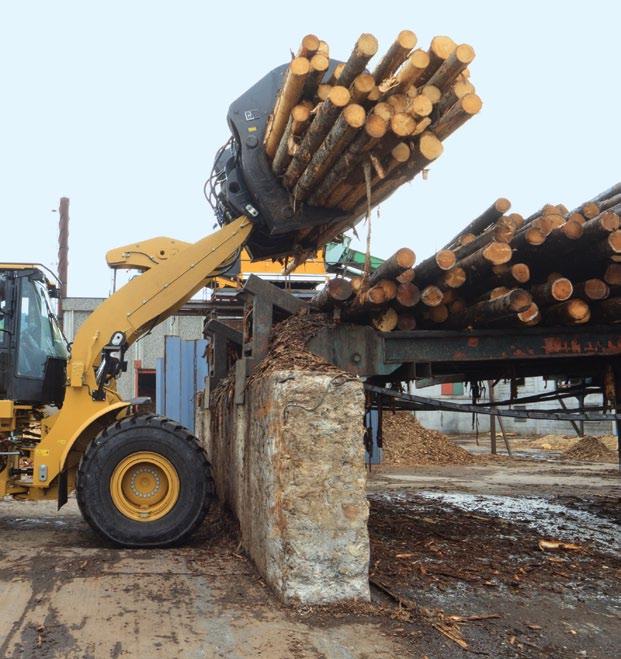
xmin=264 ymin=30 xmax=480 ymax=240
xmin=562 ymin=436 xmax=618 ymax=463
xmin=381 ymin=411 xmax=475 ymax=465
xmin=311 ymin=182 xmax=621 ymax=331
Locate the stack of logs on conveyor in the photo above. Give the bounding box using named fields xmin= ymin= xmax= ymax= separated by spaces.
xmin=311 ymin=183 xmax=621 ymax=331
xmin=263 ymin=31 xmax=480 ymax=215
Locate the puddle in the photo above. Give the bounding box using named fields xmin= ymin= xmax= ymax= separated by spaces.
xmin=371 ymin=491 xmax=621 ymax=558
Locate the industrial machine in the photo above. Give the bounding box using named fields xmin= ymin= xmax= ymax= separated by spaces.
xmin=0 ymin=63 xmax=369 ymax=548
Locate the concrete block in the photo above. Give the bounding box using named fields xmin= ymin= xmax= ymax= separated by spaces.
xmin=199 ymin=370 xmax=370 ymax=604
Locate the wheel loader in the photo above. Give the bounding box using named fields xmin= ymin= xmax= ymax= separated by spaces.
xmin=0 ymin=62 xmax=366 ymax=547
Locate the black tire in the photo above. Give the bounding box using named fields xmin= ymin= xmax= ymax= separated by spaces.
xmin=77 ymin=414 xmax=214 ymax=548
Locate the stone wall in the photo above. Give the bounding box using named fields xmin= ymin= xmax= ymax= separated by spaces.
xmin=197 ymin=370 xmax=370 ymax=604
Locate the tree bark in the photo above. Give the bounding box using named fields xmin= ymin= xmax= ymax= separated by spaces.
xmin=293 ymin=103 xmax=366 ymax=201
xmin=283 ymin=86 xmax=351 ymax=189
xmin=431 ymin=93 xmax=482 ymax=141
xmin=573 ymin=278 xmax=609 ymax=301
xmin=310 ymin=278 xmax=353 ymax=309
xmin=272 ymin=102 xmax=312 ymax=176
xmin=308 ymin=114 xmax=388 ymax=206
xmin=368 ymin=247 xmax=416 ymax=285
xmin=443 ymin=198 xmax=511 ymax=248
xmin=426 ymin=44 xmax=475 ymax=92
xmin=372 ymin=30 xmax=417 ymax=84
xmin=337 ymin=33 xmax=379 ymax=88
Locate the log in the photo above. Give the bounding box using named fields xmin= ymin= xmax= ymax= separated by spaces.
xmin=543 ymin=299 xmax=591 ymax=325
xmin=283 ymin=85 xmax=351 ymax=189
xmin=317 ymin=40 xmax=329 ymax=57
xmin=349 ymin=73 xmax=375 ymax=104
xmin=394 ymin=49 xmax=430 ymax=91
xmin=302 ymin=53 xmax=330 ymax=99
xmin=373 ymin=101 xmax=395 ymax=122
xmin=390 ymin=112 xmax=417 ymax=137
xmin=574 ymin=278 xmax=609 ymax=301
xmin=272 ymin=102 xmax=312 ymax=176
xmin=510 ymin=225 xmax=547 ymax=256
xmin=293 ymin=103 xmax=366 ymax=201
xmin=443 ymin=198 xmax=511 ymax=248
xmin=531 ymin=277 xmax=573 ymax=306
xmin=431 ymin=93 xmax=482 ymax=141
xmin=387 ymin=94 xmax=409 ymax=113
xmin=421 ymin=285 xmax=444 ymax=307
xmin=490 ymin=263 xmax=531 ymax=287
xmin=434 ymin=78 xmax=476 ymax=116
xmin=449 ymin=298 xmax=467 ymax=315
xmin=426 ymin=304 xmax=449 ymax=323
xmin=540 ymin=219 xmax=583 ymax=253
xmin=310 ymin=278 xmax=353 ymax=309
xmin=604 ymin=263 xmax=621 ymax=286
xmin=325 ymin=182 xmax=354 ymax=208
xmin=397 ymin=268 xmax=415 ymax=284
xmin=597 ymin=297 xmax=621 ymax=323
xmin=408 ymin=95 xmax=433 ymax=118
xmin=308 ymin=114 xmax=388 ymax=206
xmin=327 ymin=63 xmax=345 ymax=86
xmin=457 ymin=241 xmax=512 ymax=273
xmin=426 ymin=44 xmax=476 ymax=92
xmin=341 ymin=285 xmax=387 ymax=320
xmin=414 ymin=250 xmax=456 ymax=287
xmin=420 ymin=85 xmax=442 ymax=104
xmin=419 ymin=36 xmax=457 ymax=86
xmin=453 ymin=222 xmax=515 ymax=262
xmin=317 ymin=84 xmax=332 ymax=101
xmin=264 ymin=57 xmax=311 ymax=159
xmin=376 ymin=279 xmax=397 ymax=300
xmin=599 ymin=193 xmax=621 ymax=212
xmin=372 ymin=30 xmax=417 ymax=83
xmin=397 ymin=313 xmax=417 ymax=330
xmin=580 ymin=211 xmax=620 ymax=240
xmin=338 ymin=33 xmax=379 ymax=88
xmin=367 ymin=247 xmax=416 ymax=285
xmin=372 ymin=307 xmax=399 ymax=332
xmin=519 ymin=303 xmax=541 ymax=325
xmin=395 ymin=282 xmax=421 ymax=308
xmin=350 ymin=132 xmax=443 ymax=212
xmin=590 ymin=182 xmax=621 ymax=203
xmin=297 ymin=34 xmax=320 ymax=58
xmin=592 ymin=230 xmax=621 ymax=260
xmin=441 ymin=266 xmax=467 ymax=289
xmin=466 ymin=289 xmax=533 ymax=326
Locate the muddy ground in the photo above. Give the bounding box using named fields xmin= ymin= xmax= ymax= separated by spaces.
xmin=0 ymin=449 xmax=619 ymax=658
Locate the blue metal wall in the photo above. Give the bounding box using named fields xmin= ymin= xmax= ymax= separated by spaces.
xmin=155 ymin=336 xmax=208 ymax=432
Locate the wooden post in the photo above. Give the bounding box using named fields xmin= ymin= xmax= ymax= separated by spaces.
xmin=488 ymin=380 xmax=496 ymax=455
xmin=57 ymin=197 xmax=69 ymax=325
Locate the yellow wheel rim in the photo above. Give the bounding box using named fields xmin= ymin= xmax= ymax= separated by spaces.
xmin=110 ymin=452 xmax=180 ymax=522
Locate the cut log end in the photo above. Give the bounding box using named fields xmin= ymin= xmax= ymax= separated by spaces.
xmin=421 ymin=285 xmax=444 ymax=307
xmin=483 ymin=241 xmax=512 ymax=265
xmin=436 ymin=249 xmax=457 ymax=270
xmin=365 ymin=114 xmax=389 ymax=139
xmin=298 ymin=34 xmax=320 ymax=58
xmin=343 ymin=103 xmax=367 ymax=128
xmin=391 ymin=142 xmax=411 ymax=162
xmin=390 ymin=112 xmax=416 ymax=137
xmin=511 ymin=263 xmax=530 ymax=284
xmin=418 ymin=132 xmax=444 ymax=160
xmin=430 ymin=36 xmax=457 ymax=61
xmin=329 ymin=85 xmax=351 ymax=107
xmin=357 ymin=33 xmax=379 ymax=58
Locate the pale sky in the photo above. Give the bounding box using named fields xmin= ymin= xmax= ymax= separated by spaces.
xmin=1 ymin=1 xmax=619 ymax=297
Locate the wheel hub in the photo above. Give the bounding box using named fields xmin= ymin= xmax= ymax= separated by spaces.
xmin=110 ymin=452 xmax=180 ymax=522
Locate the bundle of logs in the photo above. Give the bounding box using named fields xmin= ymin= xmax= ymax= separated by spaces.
xmin=263 ymin=31 xmax=481 ymax=219
xmin=310 ymin=182 xmax=621 ymax=331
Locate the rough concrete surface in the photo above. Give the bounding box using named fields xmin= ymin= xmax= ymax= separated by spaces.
xmin=0 ymin=499 xmax=403 ymax=659
xmin=204 ymin=370 xmax=370 ymax=604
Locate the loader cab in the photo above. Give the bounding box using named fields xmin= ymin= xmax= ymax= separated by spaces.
xmin=0 ymin=266 xmax=68 ymax=406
